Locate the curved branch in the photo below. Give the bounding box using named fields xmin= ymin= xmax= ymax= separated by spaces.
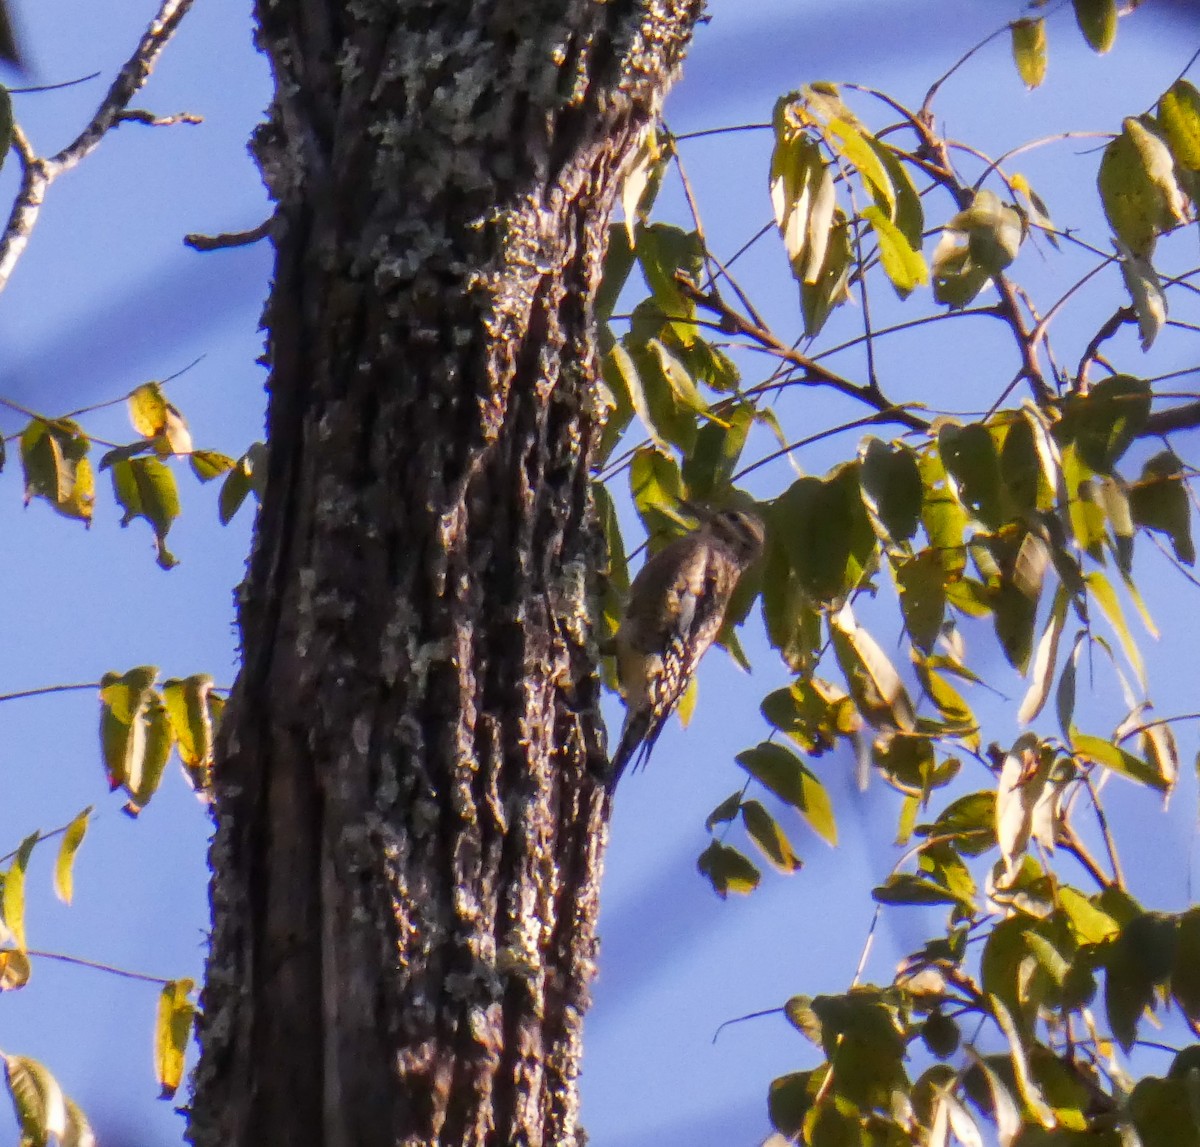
xmin=0 ymin=0 xmax=195 ymax=293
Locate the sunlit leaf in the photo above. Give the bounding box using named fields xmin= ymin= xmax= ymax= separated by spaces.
xmin=736 ymin=742 xmax=837 ymax=845
xmin=830 ymin=603 xmax=916 ymax=732
xmin=19 ymin=418 xmax=94 ymax=523
xmin=189 ymin=450 xmax=236 ymax=483
xmin=1072 ymin=731 xmax=1166 ymax=790
xmin=1019 ymin=586 xmax=1068 ymax=724
xmin=1 ymin=833 xmax=36 ymax=952
xmin=1098 ymin=118 xmax=1187 ymax=257
xmin=1072 ymin=0 xmax=1118 ymax=54
xmin=1011 ymin=18 xmax=1047 ymax=88
xmin=156 ymin=979 xmax=196 ymax=1098
xmin=109 ymin=456 xmax=181 ymax=569
xmin=1130 ymin=450 xmax=1194 ymax=565
xmin=128 ymin=382 xmax=169 ymax=438
xmin=4 ymin=1055 xmax=69 ymax=1146
xmin=53 ymin=808 xmax=91 ymax=905
xmin=863 ymin=204 xmax=928 ymax=298
xmin=741 ymin=800 xmax=803 ymax=873
xmin=1158 ymin=80 xmax=1200 ymax=173
xmin=161 ymin=675 xmax=217 ymax=796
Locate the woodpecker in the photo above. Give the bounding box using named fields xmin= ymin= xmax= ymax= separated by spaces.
xmin=610 ymin=507 xmax=766 ymax=787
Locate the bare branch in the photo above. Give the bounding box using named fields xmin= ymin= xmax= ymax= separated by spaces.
xmin=0 ymin=0 xmax=195 ymax=294
xmin=184 ymin=218 xmax=273 ymax=252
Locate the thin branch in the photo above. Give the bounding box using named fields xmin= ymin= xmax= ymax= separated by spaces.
xmin=672 ymin=122 xmax=771 ymax=144
xmin=1058 ymin=823 xmax=1114 ymax=890
xmin=1082 ymin=773 xmax=1125 ymax=890
xmin=184 ymin=218 xmax=273 ymax=252
xmin=673 ymin=277 xmax=928 ymax=430
xmin=7 ymin=71 xmax=102 ymax=95
xmin=0 ymin=682 xmax=98 ymax=704
xmin=22 ymin=948 xmax=173 ymax=986
xmin=1077 ymin=306 xmax=1135 ymax=389
xmin=0 ymin=0 xmax=196 ymax=294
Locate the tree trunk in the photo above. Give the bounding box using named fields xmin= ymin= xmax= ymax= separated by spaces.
xmin=188 ymin=3 xmax=703 ymax=1144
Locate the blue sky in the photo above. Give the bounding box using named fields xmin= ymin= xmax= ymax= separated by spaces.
xmin=1 ymin=2 xmax=1198 ymax=1144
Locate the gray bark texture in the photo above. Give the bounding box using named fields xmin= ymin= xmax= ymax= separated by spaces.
xmin=188 ymin=2 xmax=704 ymax=1145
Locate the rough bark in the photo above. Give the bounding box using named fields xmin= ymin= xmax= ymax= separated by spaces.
xmin=188 ymin=2 xmax=704 ymax=1145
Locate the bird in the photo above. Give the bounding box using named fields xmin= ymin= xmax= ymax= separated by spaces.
xmin=610 ymin=506 xmax=766 ymax=788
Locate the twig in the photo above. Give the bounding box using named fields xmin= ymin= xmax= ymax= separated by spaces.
xmin=22 ymin=948 xmax=173 ymax=986
xmin=184 ymin=218 xmax=273 ymax=252
xmin=1082 ymin=773 xmax=1125 ymax=889
xmin=0 ymin=0 xmax=196 ymax=293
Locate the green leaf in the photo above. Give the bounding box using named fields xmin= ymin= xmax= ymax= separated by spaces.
xmin=1105 ymin=913 xmax=1177 ymax=1052
xmin=867 ymin=136 xmax=925 ymax=250
xmin=19 ymin=418 xmax=94 ymax=523
xmin=862 ymin=204 xmax=928 ymax=299
xmin=1131 ymin=1076 xmax=1200 ymax=1147
xmin=1098 ymin=118 xmax=1186 ymax=257
xmin=938 ymin=422 xmax=1007 ymax=530
xmin=774 ymin=463 xmax=876 ymax=604
xmin=53 ymin=808 xmax=91 ymax=905
xmin=597 ymin=224 xmax=636 ymax=324
xmin=1085 ymin=570 xmax=1144 ymax=688
xmin=736 ymin=742 xmax=837 ymax=845
xmin=1018 ymin=585 xmax=1068 ymax=724
xmin=859 ymin=438 xmax=923 ymax=546
xmin=1171 ymin=906 xmax=1200 ymax=1023
xmin=827 ymin=116 xmax=894 ymax=214
xmin=682 ymin=403 xmax=753 ymax=503
xmin=110 ymin=456 xmax=181 ymax=569
xmin=4 ymin=1055 xmax=70 ymax=1146
xmin=761 ymin=677 xmax=860 ymax=756
xmin=895 ymin=550 xmax=946 ymax=654
xmin=1058 ymin=886 xmax=1120 ymax=945
xmin=943 ymin=189 xmax=1023 ymax=277
xmin=919 ymin=449 xmax=968 ymax=576
xmin=1130 ymin=450 xmax=1194 ymax=565
xmin=155 ymin=978 xmax=196 ymax=1099
xmin=1072 ymin=731 xmax=1167 ymax=790
xmin=99 ymin=668 xmax=176 ymax=813
xmin=992 ymin=581 xmax=1038 ymax=675
xmin=801 ymin=208 xmax=854 ymax=337
xmin=696 ymin=840 xmax=760 ymax=898
xmin=620 ymin=126 xmax=668 ymax=243
xmin=873 ymin=871 xmax=960 ymax=907
xmin=634 ymin=223 xmax=703 ymax=347
xmin=921 ymin=1011 xmax=960 ymax=1059
xmin=1072 ymin=0 xmax=1118 ymax=54
xmin=768 ymin=1070 xmax=822 ymax=1137
xmin=161 ymin=676 xmax=217 ymax=795
xmin=629 ymin=446 xmax=685 ymax=544
xmin=1011 ymin=18 xmax=1047 ymax=88
xmin=2 ymin=833 xmax=36 ymax=952
xmin=1056 ymin=374 xmax=1150 ymax=475
xmin=1118 ymin=243 xmax=1167 ymax=352
xmin=1159 ymin=80 xmax=1200 ymax=172
xmin=741 ymin=800 xmax=803 ymax=873
xmin=0 ymin=949 xmax=31 ymax=991
xmin=705 ymin=791 xmax=743 ymax=831
xmin=128 ymin=382 xmax=169 ymax=437
xmin=830 ymin=605 xmax=916 ymax=732
xmin=189 ymin=450 xmax=236 ymax=483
